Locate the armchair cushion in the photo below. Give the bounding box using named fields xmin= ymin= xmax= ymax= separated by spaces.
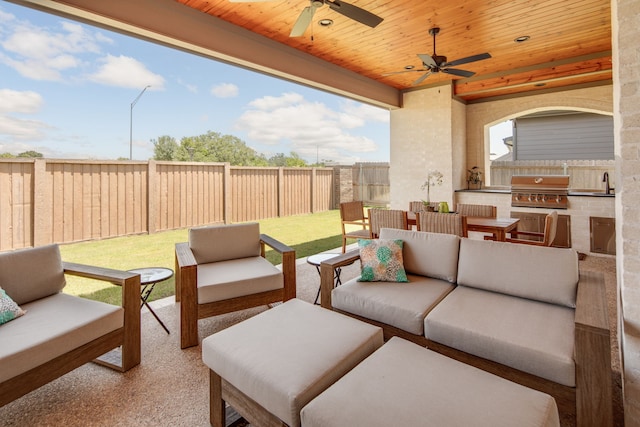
xmin=0 ymin=292 xmax=123 ymax=383
xmin=197 ymin=256 xmax=283 ymax=304
xmin=189 ymin=223 xmax=261 ymax=264
xmin=0 ymin=287 xmax=26 ymax=325
xmin=357 ymin=239 xmax=408 ymax=282
xmin=457 ymin=238 xmax=578 ymax=308
xmin=0 ymin=244 xmax=66 ymax=305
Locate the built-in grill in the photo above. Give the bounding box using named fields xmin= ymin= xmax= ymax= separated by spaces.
xmin=511 ymin=175 xmax=570 ymax=209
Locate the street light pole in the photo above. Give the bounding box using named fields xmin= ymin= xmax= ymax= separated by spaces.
xmin=129 ymin=85 xmax=151 ymax=160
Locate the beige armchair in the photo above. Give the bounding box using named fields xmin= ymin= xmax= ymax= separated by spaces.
xmin=0 ymin=244 xmax=141 ymax=406
xmin=175 ymin=222 xmax=296 ymax=349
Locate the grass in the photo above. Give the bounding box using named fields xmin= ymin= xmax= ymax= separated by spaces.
xmin=60 ymin=209 xmax=346 ymax=305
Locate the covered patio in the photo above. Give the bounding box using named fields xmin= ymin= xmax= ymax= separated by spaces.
xmin=3 ymin=0 xmax=639 ymax=425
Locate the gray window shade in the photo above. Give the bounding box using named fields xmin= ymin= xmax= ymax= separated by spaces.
xmin=514 ymin=113 xmax=613 ymax=160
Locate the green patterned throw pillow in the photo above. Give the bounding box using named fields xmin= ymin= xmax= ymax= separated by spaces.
xmin=358 ymin=239 xmax=408 ymax=282
xmin=0 ymin=286 xmax=26 ymax=326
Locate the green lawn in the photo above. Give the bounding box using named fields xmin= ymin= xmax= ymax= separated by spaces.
xmin=60 ymin=209 xmax=346 ymax=305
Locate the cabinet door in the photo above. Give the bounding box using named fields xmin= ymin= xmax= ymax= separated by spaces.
xmin=590 ymin=217 xmax=615 ymax=255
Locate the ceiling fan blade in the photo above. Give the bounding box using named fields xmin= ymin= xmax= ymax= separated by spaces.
xmin=326 ymin=0 xmax=383 ymax=28
xmin=443 ymin=52 xmax=491 ymax=67
xmin=442 ymin=68 xmax=475 ymax=78
xmin=412 ymin=71 xmax=432 ymax=86
xmin=290 ymin=5 xmax=317 ymax=37
xmin=417 ymin=54 xmax=437 ymax=68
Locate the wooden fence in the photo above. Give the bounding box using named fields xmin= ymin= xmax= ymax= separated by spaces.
xmin=0 ymin=159 xmax=334 ymax=251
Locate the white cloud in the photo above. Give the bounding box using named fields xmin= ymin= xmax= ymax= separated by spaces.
xmin=211 ymin=83 xmax=239 ymax=98
xmin=178 ymin=78 xmax=198 ymax=93
xmin=0 ymin=89 xmax=43 ymax=113
xmin=0 ymin=16 xmax=108 ymax=81
xmin=235 ymin=92 xmax=379 ymax=162
xmin=0 ymin=115 xmax=50 ymax=142
xmin=89 ymin=54 xmax=165 ymax=89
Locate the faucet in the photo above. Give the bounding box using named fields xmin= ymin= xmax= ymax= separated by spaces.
xmin=602 ymin=172 xmax=613 ymax=194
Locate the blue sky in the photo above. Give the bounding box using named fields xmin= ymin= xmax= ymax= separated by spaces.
xmin=0 ymin=2 xmax=391 ymax=163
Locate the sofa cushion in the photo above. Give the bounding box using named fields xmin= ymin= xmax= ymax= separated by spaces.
xmin=0 ymin=292 xmax=123 ymax=383
xmin=357 ymin=239 xmax=408 ymax=282
xmin=457 ymin=238 xmax=579 ymax=308
xmin=332 ymin=274 xmax=455 ymax=335
xmin=189 ymin=222 xmax=261 ymax=264
xmin=0 ymin=286 xmax=26 ymax=325
xmin=197 ymin=256 xmax=283 ymax=304
xmin=379 ymin=228 xmax=460 ymax=283
xmin=301 ymin=337 xmax=560 ymax=427
xmin=424 ymin=286 xmax=576 ymax=387
xmin=0 ymin=244 xmax=66 ymax=306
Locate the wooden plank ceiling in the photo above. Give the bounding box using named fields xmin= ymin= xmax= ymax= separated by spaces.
xmin=176 ymin=0 xmax=612 ymax=102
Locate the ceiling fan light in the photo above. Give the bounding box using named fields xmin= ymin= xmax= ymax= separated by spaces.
xmin=404 ymin=65 xmax=415 ymax=70
xmin=318 ymin=19 xmax=333 ymax=27
xmin=514 ymin=35 xmax=530 ymax=43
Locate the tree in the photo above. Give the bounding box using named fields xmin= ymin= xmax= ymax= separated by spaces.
xmin=17 ymin=151 xmax=43 ymax=158
xmin=0 ymin=153 xmax=16 ymax=158
xmin=268 ymin=152 xmax=308 ymax=167
xmin=176 ymin=131 xmax=268 ymax=166
xmin=152 ymin=135 xmax=179 ymax=161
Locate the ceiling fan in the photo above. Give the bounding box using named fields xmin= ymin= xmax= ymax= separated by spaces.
xmin=230 ymin=0 xmax=383 ymax=37
xmin=385 ymin=27 xmax=491 ymax=85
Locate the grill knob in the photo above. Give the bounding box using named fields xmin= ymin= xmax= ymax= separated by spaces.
xmin=556 ymin=195 xmax=562 ymax=203
xmin=541 ymin=195 xmax=547 ymax=202
xmin=528 ymin=195 xmax=533 ymax=202
xmin=514 ymin=194 xmax=520 ymax=201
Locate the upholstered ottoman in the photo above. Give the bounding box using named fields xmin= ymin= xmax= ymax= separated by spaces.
xmin=301 ymin=337 xmax=560 ymax=427
xmin=201 ymin=298 xmax=383 ymax=427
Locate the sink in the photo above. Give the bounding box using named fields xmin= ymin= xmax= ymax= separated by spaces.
xmin=568 ymin=189 xmax=614 ymax=196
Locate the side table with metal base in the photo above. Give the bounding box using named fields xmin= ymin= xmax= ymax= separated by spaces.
xmin=127 ymin=267 xmax=173 ymax=334
xmin=306 ymin=253 xmax=352 ymax=305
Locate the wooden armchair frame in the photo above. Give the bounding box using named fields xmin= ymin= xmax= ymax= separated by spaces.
xmin=0 ymin=263 xmax=141 ymax=407
xmin=319 ymin=254 xmax=612 ymax=427
xmin=340 ymin=201 xmax=371 ymax=252
xmin=507 ymin=211 xmax=558 ymax=246
xmin=175 ymin=234 xmax=296 ymax=349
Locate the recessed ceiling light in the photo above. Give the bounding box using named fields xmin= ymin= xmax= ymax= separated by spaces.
xmin=514 ymin=36 xmax=530 ymax=43
xmin=534 ymin=83 xmax=546 ymax=87
xmin=318 ymin=19 xmax=333 ymax=27
xmin=404 ymin=65 xmax=415 ymax=70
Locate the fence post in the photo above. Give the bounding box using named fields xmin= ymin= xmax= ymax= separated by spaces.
xmin=33 ymin=158 xmax=50 ymax=247
xmin=311 ymin=168 xmax=317 ymax=213
xmin=147 ymin=160 xmax=157 ymax=234
xmin=278 ymin=167 xmax=284 ymax=217
xmin=223 ymin=163 xmax=231 ymax=224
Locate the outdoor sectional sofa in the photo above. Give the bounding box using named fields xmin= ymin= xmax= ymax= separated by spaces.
xmin=0 ymin=244 xmax=141 ymax=406
xmin=319 ymin=228 xmax=612 ymax=427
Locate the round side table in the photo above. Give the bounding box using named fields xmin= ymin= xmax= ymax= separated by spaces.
xmin=128 ymin=267 xmax=174 ymax=334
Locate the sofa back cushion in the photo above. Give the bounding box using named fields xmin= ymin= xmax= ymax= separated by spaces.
xmin=189 ymin=222 xmax=261 ymax=264
xmin=379 ymin=228 xmax=460 ymax=283
xmin=0 ymin=244 xmax=66 ymax=305
xmin=457 ymin=238 xmax=579 ymax=307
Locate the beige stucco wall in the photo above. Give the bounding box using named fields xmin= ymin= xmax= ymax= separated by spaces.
xmin=390 ymin=83 xmax=458 ymax=210
xmin=613 ymin=0 xmax=640 ymax=423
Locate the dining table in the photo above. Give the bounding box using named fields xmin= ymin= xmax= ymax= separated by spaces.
xmin=406 ymin=211 xmax=520 ymax=242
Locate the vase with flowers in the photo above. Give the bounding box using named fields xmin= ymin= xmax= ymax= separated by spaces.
xmin=420 ymin=170 xmax=443 ymax=210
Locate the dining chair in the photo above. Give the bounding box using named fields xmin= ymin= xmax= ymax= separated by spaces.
xmin=415 ymin=211 xmax=468 ymax=237
xmin=340 ymin=201 xmax=371 ymax=252
xmin=455 ymin=203 xmax=497 ymax=218
xmin=409 ymin=201 xmax=439 ymax=212
xmin=367 ymin=208 xmax=409 ymax=238
xmin=506 ymin=211 xmax=558 ymax=246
